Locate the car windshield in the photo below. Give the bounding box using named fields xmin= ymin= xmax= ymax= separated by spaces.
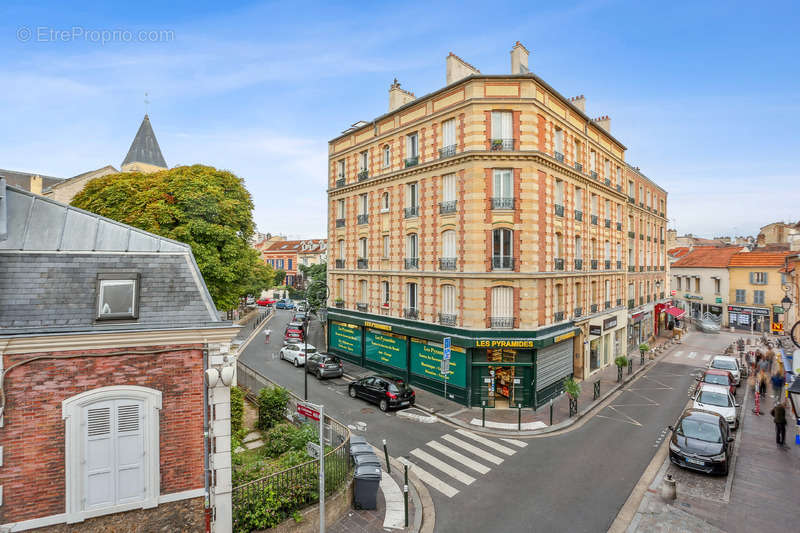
xmin=712 ymin=359 xmax=737 ymax=370
xmin=679 ymin=418 xmax=723 ymax=443
xmin=704 ymin=374 xmax=729 ymax=386
xmin=697 ymin=390 xmax=732 ymax=407
xmin=323 ymin=356 xmax=339 ymax=364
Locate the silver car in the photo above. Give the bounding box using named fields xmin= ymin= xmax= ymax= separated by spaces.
xmin=708 ymin=355 xmax=741 ymax=386
xmin=305 ymin=352 xmax=344 ymax=379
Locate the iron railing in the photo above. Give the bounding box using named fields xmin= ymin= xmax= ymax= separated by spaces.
xmin=574 ymin=307 xmax=582 ymax=318
xmin=439 ymin=144 xmax=457 ymax=159
xmin=575 ymin=209 xmax=583 ymax=221
xmin=616 ymin=298 xmax=622 ymax=307
xmin=591 ymin=259 xmax=598 ymax=270
xmin=357 ymin=258 xmax=368 ymax=269
xmin=616 ymin=260 xmax=622 ymax=269
xmin=439 ymin=257 xmax=457 ymax=270
xmin=356 ymin=302 xmax=368 ymax=311
xmin=439 ymin=313 xmax=457 ymax=326
xmin=605 ymin=301 xmax=611 ymax=309
xmin=490 ymin=138 xmax=516 ymax=151
xmin=404 ymin=206 xmax=419 ymax=218
xmin=604 ymin=178 xmax=611 ymax=187
xmin=604 ymin=260 xmax=611 ymax=270
xmin=334 ymin=259 xmax=345 ymax=269
xmin=404 ymin=258 xmax=419 ymax=270
xmin=574 ymin=258 xmax=583 ymax=270
xmin=492 ymin=256 xmax=514 ymax=270
xmin=590 ymin=171 xmax=598 ymax=180
xmin=590 ymin=304 xmax=598 ymax=313
xmin=439 ymin=200 xmax=457 ymax=214
xmin=404 ymin=156 xmax=419 ymax=168
xmin=591 ymin=215 xmax=598 ymax=225
xmin=357 ymin=170 xmax=369 ymax=181
xmin=404 ymin=308 xmax=419 ymax=319
xmin=616 ymin=222 xmax=622 ymax=231
xmin=490 ymin=317 xmax=514 ymax=328
xmin=604 ymin=218 xmax=611 ymax=228
xmin=555 ymin=204 xmax=564 ymax=217
xmin=555 ymin=151 xmax=564 ymax=162
xmin=628 ymin=299 xmax=634 ymax=309
xmin=336 ymin=178 xmax=345 ymax=188
xmin=491 ymin=197 xmax=515 ymax=210
xmin=335 ymin=218 xmax=345 ymax=228
xmin=357 ymin=214 xmax=369 ymax=225
xmin=554 ymin=258 xmax=564 ymax=271
xmin=574 ymin=162 xmax=583 ymax=172
xmin=554 ymin=311 xmax=565 ymax=322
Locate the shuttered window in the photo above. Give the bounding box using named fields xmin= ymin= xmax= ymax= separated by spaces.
xmin=441 ymin=174 xmax=456 ymax=202
xmin=441 ymin=284 xmax=456 ymax=315
xmin=442 ymin=230 xmax=457 ymax=257
xmin=536 ymin=340 xmax=573 ymax=391
xmin=491 ymin=286 xmax=513 ymax=318
xmin=442 ymin=119 xmax=456 ymax=148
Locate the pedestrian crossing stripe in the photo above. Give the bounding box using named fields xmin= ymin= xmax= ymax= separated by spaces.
xmin=455 ymin=429 xmax=516 ymax=456
xmin=410 ymin=448 xmax=476 ymax=485
xmin=674 ymin=351 xmax=683 ymax=357
xmin=499 ymin=438 xmax=527 ymax=448
xmin=688 ymin=352 xmax=697 ymax=359
xmin=441 ymin=434 xmax=504 ymax=465
xmin=426 ymin=440 xmax=491 ymax=474
xmin=702 ymin=354 xmax=711 ymax=361
xmin=398 ymin=457 xmax=459 ymax=498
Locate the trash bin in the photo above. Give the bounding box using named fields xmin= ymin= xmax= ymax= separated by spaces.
xmin=353 ymin=464 xmax=382 ymax=510
xmin=350 ymin=435 xmax=368 ymax=446
xmin=353 ymin=452 xmax=382 ymax=468
xmin=350 ymin=443 xmax=374 ymax=457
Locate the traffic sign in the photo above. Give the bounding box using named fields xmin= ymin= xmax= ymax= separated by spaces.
xmin=443 ymin=336 xmax=451 ymax=361
xmin=440 ymin=358 xmax=450 ymax=376
xmin=298 ymin=403 xmax=320 ymax=421
xmin=306 ymin=442 xmax=321 ymax=459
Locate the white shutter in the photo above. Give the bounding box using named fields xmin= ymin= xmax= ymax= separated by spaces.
xmin=491 ymin=286 xmax=513 ymax=318
xmin=441 ymin=285 xmax=456 ymax=314
xmin=502 ymin=112 xmax=512 ymax=138
xmin=85 ymin=403 xmax=114 ymax=509
xmin=442 ymin=119 xmax=455 ymax=147
xmin=115 ymin=401 xmax=144 ymax=504
xmin=442 ymin=174 xmax=456 ymax=202
xmin=442 ymin=230 xmax=456 ymax=257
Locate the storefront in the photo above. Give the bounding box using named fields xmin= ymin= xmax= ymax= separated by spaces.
xmin=327 ymin=308 xmax=578 ymax=408
xmin=727 ymin=305 xmax=770 ymax=331
xmin=586 ymin=310 xmax=627 ymax=376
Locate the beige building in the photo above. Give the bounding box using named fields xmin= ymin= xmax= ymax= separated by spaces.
xmin=325 ymin=43 xmax=668 ymax=407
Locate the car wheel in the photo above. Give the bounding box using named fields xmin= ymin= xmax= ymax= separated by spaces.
xmin=279 ymin=351 xmax=283 ymax=360
xmin=379 ymin=399 xmax=388 ymax=412
xmin=293 ymin=358 xmax=299 ymax=367
xmin=316 ymin=370 xmax=322 ymax=380
xmin=348 ymin=386 xmax=357 ymax=398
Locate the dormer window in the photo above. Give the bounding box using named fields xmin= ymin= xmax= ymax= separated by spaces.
xmin=96 ymin=273 xmax=140 ymax=320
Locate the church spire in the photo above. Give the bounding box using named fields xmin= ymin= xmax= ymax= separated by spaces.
xmin=121 ymin=114 xmax=167 ymax=173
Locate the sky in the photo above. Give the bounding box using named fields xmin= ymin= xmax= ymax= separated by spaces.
xmin=1 ymin=0 xmax=798 ymax=240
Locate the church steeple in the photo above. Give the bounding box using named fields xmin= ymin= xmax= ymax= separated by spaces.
xmin=121 ymin=114 xmax=167 ymax=173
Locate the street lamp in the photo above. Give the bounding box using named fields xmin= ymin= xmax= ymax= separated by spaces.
xmin=304 ymin=280 xmax=330 ymax=401
xmin=781 ymin=294 xmax=792 ymax=312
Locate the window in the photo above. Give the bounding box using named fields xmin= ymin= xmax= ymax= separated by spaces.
xmin=337 ymin=278 xmax=344 ymax=299
xmin=407 ymin=282 xmax=418 ymax=309
xmin=406 ymin=182 xmax=418 ymax=208
xmin=590 ymin=238 xmax=597 ymax=260
xmin=382 ymin=235 xmax=390 ymax=258
xmin=442 ymin=119 xmax=456 ymax=151
xmin=555 ymin=233 xmax=563 ymax=258
xmin=554 ymin=284 xmax=563 ymax=314
xmin=406 ymin=233 xmax=418 ymax=259
xmin=751 ymin=272 xmax=768 ymax=285
xmin=441 ymin=284 xmax=456 ymax=315
xmin=735 ymin=289 xmax=745 ymax=303
xmin=575 ymin=235 xmax=583 ymax=259
xmin=442 ymin=230 xmax=457 ymax=258
xmin=337 ymin=239 xmax=345 ymax=259
xmin=491 ymin=286 xmax=513 ymax=324
xmin=628 ymin=180 xmax=634 ymax=197
xmin=359 ymin=280 xmax=368 ymax=302
xmin=358 ymin=237 xmax=367 ymax=259
xmin=574 ymin=139 xmax=581 ymax=164
xmin=605 ymin=199 xmax=611 ymax=218
xmin=694 ymin=277 xmax=700 ymax=292
xmin=753 ymin=290 xmax=765 ymax=305
xmin=617 ymin=204 xmax=622 ymax=222
xmin=628 ymin=282 xmax=635 ymax=299
xmin=591 ymin=194 xmax=598 ymax=216
xmin=575 ymin=282 xmax=583 ymax=307
xmin=493 ymin=169 xmax=513 ymax=199
xmin=604 ymin=240 xmax=611 ymax=260
xmin=492 ymin=228 xmax=513 ymax=269
xmin=605 ymin=280 xmax=611 ymax=303
xmin=96 ymin=273 xmax=140 ymax=320
xmin=62 ymin=386 xmax=162 ymax=522
xmin=491 ymin=111 xmax=512 ymax=141
xmin=616 ymin=166 xmax=621 ymax=186
xmin=714 ymin=278 xmax=721 ymax=294
xmin=337 ymin=199 xmax=345 ymax=219
xmin=441 ymin=173 xmax=456 ymax=203
xmin=359 ymin=193 xmax=368 ymax=215
xmin=604 ymin=159 xmax=610 ymax=179
xmin=337 ymin=160 xmax=345 ymax=179
xmin=382 ymin=145 xmax=390 ymax=168
xmin=589 ymin=150 xmax=596 ymax=172
xmin=555 ymin=179 xmax=564 ymax=205
xmin=288 ymin=259 xmax=292 ymax=270
xmin=359 ymin=150 xmax=368 ymax=171
xmin=406 ymin=133 xmax=419 ymax=158
xmin=617 ymin=242 xmax=622 ymax=261
xmin=381 ymin=281 xmax=390 ymax=306
xmin=639 ymin=185 xmax=643 ymax=203
xmin=575 ymin=187 xmax=583 ymax=211
xmin=381 ymin=192 xmax=390 ymax=212
xmin=554 ymin=128 xmax=564 ymax=155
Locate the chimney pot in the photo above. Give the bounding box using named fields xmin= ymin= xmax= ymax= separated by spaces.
xmin=446 ymin=52 xmax=480 ymax=85
xmin=510 ymin=41 xmax=530 ymax=74
xmin=388 ymin=79 xmax=415 ymax=112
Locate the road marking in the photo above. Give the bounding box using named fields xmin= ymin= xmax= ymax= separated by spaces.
xmin=426 ymin=441 xmax=491 ymax=474
xmin=499 ymin=438 xmax=527 ymax=448
xmin=454 ymin=429 xmax=516 ymax=456
xmin=688 ymin=352 xmax=697 ymax=359
xmin=702 ymin=354 xmax=711 ymax=361
xmin=398 ymin=457 xmax=459 ymax=498
xmin=674 ymin=351 xmax=683 ymax=358
xmin=441 ymin=434 xmax=504 ymax=465
xmin=409 ymin=448 xmax=476 ymax=485
xmin=596 ymin=406 xmax=642 ymax=427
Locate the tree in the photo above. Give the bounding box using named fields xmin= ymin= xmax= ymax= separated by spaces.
xmin=71 ymin=165 xmax=264 ymax=310
xmin=300 ymin=262 xmax=328 ymax=310
xmin=273 ymin=269 xmax=286 ymax=287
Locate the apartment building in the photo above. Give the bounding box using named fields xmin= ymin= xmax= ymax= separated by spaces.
xmin=728 ymin=250 xmax=796 ymax=333
xmin=326 ymin=43 xmax=668 ymax=407
xmin=670 ymin=246 xmax=743 ymax=326
xmin=260 ymin=239 xmax=327 ymax=287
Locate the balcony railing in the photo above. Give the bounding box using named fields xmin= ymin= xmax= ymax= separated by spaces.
xmin=574 ymin=258 xmax=583 ymax=270
xmin=605 ymin=301 xmax=611 ymax=309
xmin=628 ymin=196 xmax=635 ymax=203
xmin=555 ymin=151 xmax=564 ymax=162
xmin=335 ymin=218 xmax=345 ymax=228
xmin=646 ymin=295 xmax=651 ymax=303
xmin=604 ymin=260 xmax=611 ymax=270
xmin=357 ymin=170 xmax=369 ymax=181
xmin=492 ymin=256 xmax=514 ymax=270
xmin=439 ymin=257 xmax=457 ymax=271
xmin=590 ymin=304 xmax=599 ymax=314
xmin=404 ymin=308 xmax=419 ymax=319
xmin=616 ymin=184 xmax=622 ymax=192
xmin=574 ymin=162 xmax=583 ymax=172
xmin=404 ymin=156 xmax=419 ymax=168
xmin=575 ymin=209 xmax=583 ymax=221
xmin=591 ymin=215 xmax=598 ymax=225
xmin=554 ymin=258 xmax=564 ymax=271
xmin=628 ymin=299 xmax=635 ymax=309
xmin=490 ymin=317 xmax=515 ymax=328
xmin=555 ymin=204 xmax=564 ymax=217
xmin=604 ymin=218 xmax=611 ymax=228
xmin=628 ymin=231 xmax=635 ymax=238
xmin=616 ymin=260 xmax=622 ymax=269
xmin=336 ymin=178 xmax=345 ymax=188
xmin=590 ymin=171 xmax=598 ymax=180
xmin=439 ymin=200 xmax=457 ymax=214
xmin=591 ymin=259 xmax=598 ymax=270
xmin=604 ymin=178 xmax=611 ymax=187
xmin=616 ymin=222 xmax=622 ymax=231
xmin=356 ymin=302 xmax=368 ymax=311
xmin=334 ymin=259 xmax=345 ymax=269
xmin=439 ymin=313 xmax=457 ymax=326
xmin=439 ymin=144 xmax=457 ymax=159
xmin=639 ymin=266 xmax=645 ymax=272
xmin=554 ymin=311 xmax=565 ymax=322
xmin=404 ymin=258 xmax=419 ymax=270
xmin=616 ymin=298 xmax=622 ymax=307
xmin=574 ymin=307 xmax=583 ymax=318
xmin=404 ymin=206 xmax=419 ymax=218
xmin=357 ymin=214 xmax=369 ymax=225
xmin=491 ymin=197 xmax=515 ymax=210
xmin=640 ymin=234 xmax=644 ymax=240
xmin=357 ymin=258 xmax=368 ymax=269
xmin=490 ymin=138 xmax=516 ymax=151
xmin=628 ymin=265 xmax=635 ymax=272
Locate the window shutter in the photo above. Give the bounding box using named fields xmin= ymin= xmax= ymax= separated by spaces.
xmin=115 ymin=402 xmax=145 ymax=504
xmin=749 ymin=272 xmax=754 ymax=284
xmin=762 ymin=273 xmax=767 ymax=284
xmin=491 ymin=287 xmax=512 ymax=317
xmin=85 ymin=404 xmax=114 ymax=509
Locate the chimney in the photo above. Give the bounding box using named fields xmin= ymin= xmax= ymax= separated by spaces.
xmin=389 ymin=78 xmax=416 ymax=112
xmin=568 ymin=95 xmax=586 ymax=112
xmin=592 ymin=115 xmax=611 ymax=132
xmin=30 ymin=174 xmax=43 ymax=195
xmin=446 ymin=52 xmax=480 ymax=85
xmin=510 ymin=41 xmax=530 ymax=74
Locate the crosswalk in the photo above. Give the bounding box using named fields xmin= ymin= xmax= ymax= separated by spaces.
xmin=398 ymin=429 xmax=527 ymax=498
xmin=670 ymin=351 xmax=713 ymax=363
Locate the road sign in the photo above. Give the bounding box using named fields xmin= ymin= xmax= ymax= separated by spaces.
xmin=443 ymin=336 xmax=451 ymax=361
xmin=440 ymin=358 xmax=450 ymax=375
xmin=306 ymin=442 xmax=321 ymax=459
xmin=298 ymin=403 xmax=320 ymax=421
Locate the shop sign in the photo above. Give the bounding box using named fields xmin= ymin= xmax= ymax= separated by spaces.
xmin=410 ymin=338 xmax=467 ymax=388
xmin=329 ymin=321 xmax=362 ymax=355
xmin=603 ymin=317 xmax=618 ymax=330
xmin=727 ymin=305 xmax=770 ymax=316
xmin=715 ymin=297 xmax=723 ymax=303
xmin=554 ymin=330 xmax=576 ymax=343
xmin=365 ymin=329 xmax=407 ymax=369
xmin=475 ymin=339 xmax=534 ymax=348
xmin=589 ymin=325 xmax=602 ymax=336
xmin=364 ymin=321 xmax=392 ymax=332
xmin=631 ymin=313 xmax=643 ymax=323
xmin=773 ymin=306 xmax=785 ymax=314
xmin=685 ymin=294 xmax=703 ymax=300
xmin=772 ymin=322 xmax=784 ymax=334
xmin=670 ymin=290 xmax=677 ymax=296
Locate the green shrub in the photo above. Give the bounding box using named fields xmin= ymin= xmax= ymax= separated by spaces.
xmin=257 ymin=386 xmax=290 ymax=431
xmin=291 ymin=424 xmax=318 ymax=450
xmin=639 ymin=342 xmax=650 ymax=353
xmin=233 ymin=486 xmax=287 ymax=533
xmin=230 ymin=386 xmax=245 ymax=435
xmin=263 ymin=424 xmax=300 ymax=457
xmin=277 ymin=448 xmax=313 ymax=469
xmin=563 ymin=376 xmax=581 ymax=399
xmin=614 ymin=355 xmax=629 ymax=368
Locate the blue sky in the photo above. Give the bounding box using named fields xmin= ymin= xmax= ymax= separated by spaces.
xmin=1 ymin=0 xmax=798 ymax=239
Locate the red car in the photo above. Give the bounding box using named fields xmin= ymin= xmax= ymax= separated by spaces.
xmin=696 ymin=369 xmax=736 ymax=397
xmin=257 ymin=298 xmax=276 ymax=306
xmin=283 ymin=328 xmax=303 ymax=345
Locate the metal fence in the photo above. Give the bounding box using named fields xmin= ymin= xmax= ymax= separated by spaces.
xmin=233 ymin=359 xmax=351 ymax=532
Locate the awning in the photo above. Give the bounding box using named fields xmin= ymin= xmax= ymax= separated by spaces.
xmin=665 ymin=307 xmax=686 ymax=319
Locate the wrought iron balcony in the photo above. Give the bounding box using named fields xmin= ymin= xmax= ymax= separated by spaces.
xmin=628 ymin=196 xmax=635 ymax=203
xmin=334 ymin=259 xmax=345 ymax=269
xmin=554 ymin=311 xmax=565 ymax=322
xmin=591 ymin=259 xmax=598 ymax=270
xmin=439 ymin=144 xmax=457 ymax=159
xmin=575 ymin=258 xmax=583 ymax=270
xmin=590 ymin=171 xmax=598 ymax=180
xmin=628 ymin=265 xmax=635 ymax=272
xmin=605 ymin=178 xmax=611 ymax=187
xmin=604 ymin=218 xmax=611 ymax=228
xmin=590 ymin=304 xmax=599 ymax=314
xmin=616 ymin=260 xmax=622 ymax=269
xmin=357 ymin=214 xmax=369 ymax=225
xmin=591 ymin=215 xmax=598 ymax=225
xmin=575 ymin=209 xmax=583 ymax=221
xmin=605 ymin=301 xmax=611 ymax=309
xmin=628 ymin=231 xmax=635 ymax=238
xmin=554 ymin=258 xmax=565 ymax=271
xmin=616 ymin=298 xmax=622 ymax=307
xmin=358 ymin=170 xmax=369 ymax=181
xmin=616 ymin=222 xmax=622 ymax=231
xmin=335 ymin=218 xmax=345 ymax=228
xmin=640 ymin=234 xmax=644 ymax=240
xmin=439 ymin=257 xmax=457 ymax=271
xmin=404 ymin=308 xmax=419 ymax=319
xmin=555 ymin=151 xmax=564 ymax=162
xmin=647 ymin=236 xmax=651 ymax=241
xmin=357 ymin=258 xmax=368 ymax=269
xmin=555 ymin=204 xmax=564 ymax=217
xmin=404 ymin=206 xmax=419 ymax=218
xmin=490 ymin=138 xmax=516 ymax=151
xmin=439 ymin=313 xmax=457 ymax=326
xmin=491 ymin=197 xmax=515 ymax=210
xmin=404 ymin=156 xmax=419 ymax=168
xmin=574 ymin=162 xmax=583 ymax=172
xmin=640 ymin=266 xmax=645 ymax=272
xmin=616 ymin=184 xmax=622 ymax=192
xmin=439 ymin=200 xmax=457 ymax=214
xmin=604 ymin=260 xmax=611 ymax=270
xmin=492 ymin=256 xmax=514 ymax=270
xmin=356 ymin=302 xmax=368 ymax=311
xmin=490 ymin=317 xmax=515 ymax=328
xmin=574 ymin=307 xmax=583 ymax=318
xmin=404 ymin=258 xmax=419 ymax=270
xmin=336 ymin=178 xmax=345 ymax=188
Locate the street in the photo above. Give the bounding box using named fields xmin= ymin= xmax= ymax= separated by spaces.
xmin=239 ymin=310 xmax=739 ymax=532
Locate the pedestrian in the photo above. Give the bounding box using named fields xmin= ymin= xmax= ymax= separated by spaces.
xmin=770 ymin=400 xmax=787 ymax=448
xmin=264 ymin=328 xmax=271 ymax=344
xmin=750 ymin=373 xmax=761 ymax=415
xmin=770 ymin=369 xmax=785 ymax=402
xmin=758 ymin=369 xmax=768 ymax=399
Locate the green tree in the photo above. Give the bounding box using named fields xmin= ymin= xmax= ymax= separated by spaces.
xmin=71 ymin=165 xmax=263 ymax=309
xmin=301 ymin=262 xmax=328 ymax=310
xmin=273 ymin=269 xmax=287 ymax=287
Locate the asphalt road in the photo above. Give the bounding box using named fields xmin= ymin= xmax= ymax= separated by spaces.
xmin=239 ymin=310 xmax=738 ymax=533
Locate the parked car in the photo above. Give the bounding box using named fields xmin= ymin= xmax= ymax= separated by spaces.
xmin=287 ymin=320 xmax=305 ymax=333
xmin=708 ymin=355 xmax=742 ymax=386
xmin=348 ymin=375 xmax=415 ymax=412
xmin=296 ymin=302 xmax=309 ymax=313
xmin=283 ymin=328 xmax=303 ymax=345
xmin=293 ymin=312 xmax=307 ymax=323
xmin=696 ymin=368 xmax=736 ymax=397
xmin=245 ymin=296 xmax=256 ymax=306
xmin=305 ymin=352 xmax=344 ymax=379
xmin=692 ymin=383 xmax=739 ymax=429
xmin=669 ymin=408 xmax=734 ymax=475
xmin=279 ymin=343 xmax=316 ymax=367
xmin=257 ymin=297 xmax=276 ymax=306
xmin=284 ymin=299 xmax=296 ymax=310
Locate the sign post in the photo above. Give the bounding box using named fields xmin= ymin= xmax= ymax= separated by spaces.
xmin=442 ymin=337 xmax=451 ymax=400
xmin=298 ymin=401 xmax=325 ymax=533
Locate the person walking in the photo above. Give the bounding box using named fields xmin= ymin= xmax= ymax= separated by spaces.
xmin=264 ymin=328 xmax=271 ymax=344
xmin=770 ymin=400 xmax=787 ymax=448
xmin=770 ymin=369 xmax=785 ymax=403
xmin=758 ymin=369 xmax=768 ymax=399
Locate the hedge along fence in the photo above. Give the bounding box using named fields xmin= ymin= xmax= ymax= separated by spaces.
xmin=234 ymin=359 xmax=351 ymax=533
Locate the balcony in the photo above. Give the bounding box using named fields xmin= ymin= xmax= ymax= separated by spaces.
xmin=616 ymin=184 xmax=622 ymax=192
xmin=404 ymin=258 xmax=419 ymax=270
xmin=356 ymin=302 xmax=368 ymax=312
xmin=574 ymin=307 xmax=583 ymax=318
xmin=555 ymin=151 xmax=564 ymax=162
xmin=554 ymin=311 xmax=565 ymax=322
xmin=616 ymin=222 xmax=622 ymax=231
xmin=492 ymin=256 xmax=514 ymax=270
xmin=616 ymin=298 xmax=622 ymax=307
xmin=646 ymin=236 xmax=651 ymax=242
xmin=574 ymin=258 xmax=583 ymax=270
xmin=591 ymin=215 xmax=598 ymax=225
xmin=639 ymin=296 xmax=644 ymax=305
xmin=335 ymin=300 xmax=345 ymax=309
xmin=628 ymin=231 xmax=635 ymax=238
xmin=604 ymin=260 xmax=611 ymax=270
xmin=336 ymin=178 xmax=345 ymax=188
xmin=640 ymin=266 xmax=645 ymax=272
xmin=628 ymin=265 xmax=635 ymax=272
xmin=404 ymin=206 xmax=419 ymax=218
xmin=439 ymin=200 xmax=457 ymax=214
xmin=628 ymin=299 xmax=634 ymax=309
xmin=439 ymin=144 xmax=457 ymax=159
xmin=555 ymin=204 xmax=564 ymax=217
xmin=490 ymin=317 xmax=515 ymax=328
xmin=616 ymin=260 xmax=622 ymax=269
xmin=404 ymin=156 xmax=419 ymax=168
xmin=604 ymin=218 xmax=611 ymax=228
xmin=404 ymin=308 xmax=419 ymax=320
xmin=605 ymin=301 xmax=611 ymax=309
xmin=554 ymin=258 xmax=565 ymax=271
xmin=491 ymin=197 xmax=515 ymax=210
xmin=575 ymin=209 xmax=583 ymax=221
xmin=439 ymin=257 xmax=457 ymax=271
xmin=628 ymin=196 xmax=635 ymax=203
xmin=490 ymin=138 xmax=516 ymax=151
xmin=574 ymin=162 xmax=583 ymax=172
xmin=604 ymin=178 xmax=611 ymax=187
xmin=357 ymin=170 xmax=369 ymax=182
xmin=640 ymin=234 xmax=644 ymax=240
xmin=357 ymin=214 xmax=369 ymax=225
xmin=639 ymin=202 xmax=644 ymax=208
xmin=591 ymin=259 xmax=598 ymax=270
xmin=590 ymin=304 xmax=599 ymax=314
xmin=357 ymin=258 xmax=368 ymax=269
xmin=439 ymin=313 xmax=457 ymax=326
xmin=335 ymin=218 xmax=345 ymax=228
xmin=334 ymin=259 xmax=345 ymax=269
xmin=590 ymin=171 xmax=598 ymax=180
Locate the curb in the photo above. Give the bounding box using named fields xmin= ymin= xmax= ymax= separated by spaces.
xmin=372 ymin=446 xmax=432 ymax=533
xmin=396 ymin=409 xmax=437 ymax=424
xmin=234 ymin=309 xmax=275 ymax=356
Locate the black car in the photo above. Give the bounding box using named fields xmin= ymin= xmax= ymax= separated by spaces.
xmin=669 ymin=408 xmax=734 ymax=475
xmin=305 ymin=352 xmax=344 ymax=379
xmin=348 ymin=375 xmax=415 ymax=412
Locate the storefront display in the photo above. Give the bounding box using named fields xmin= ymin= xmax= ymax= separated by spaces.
xmin=409 ymin=338 xmax=466 ymax=388
xmin=365 ymin=329 xmax=406 ymax=369
xmin=329 ymin=320 xmax=362 ymax=358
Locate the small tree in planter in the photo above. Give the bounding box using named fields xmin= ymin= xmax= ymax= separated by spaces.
xmin=639 ymin=342 xmax=651 ymax=363
xmin=334 ymin=297 xmax=344 ymax=308
xmin=614 ymin=356 xmax=628 ymax=382
xmin=563 ymin=376 xmax=581 ymax=417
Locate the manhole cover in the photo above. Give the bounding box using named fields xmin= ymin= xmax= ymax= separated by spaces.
xmin=360 ymin=407 xmax=375 ymax=414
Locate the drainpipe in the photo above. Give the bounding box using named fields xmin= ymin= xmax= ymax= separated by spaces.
xmin=203 ymin=345 xmax=211 ymax=532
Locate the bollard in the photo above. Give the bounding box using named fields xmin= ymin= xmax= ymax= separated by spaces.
xmin=640 ymin=351 xmax=645 ymax=366
xmin=628 ymin=358 xmax=633 ymax=375
xmin=404 ymin=464 xmax=409 ymax=527
xmin=482 ymin=401 xmax=486 ymax=427
xmin=517 ymin=403 xmax=522 ymax=431
xmin=383 ymin=439 xmax=390 ymax=474
xmin=593 ymin=380 xmax=600 ymax=400
xmin=661 ymin=474 xmax=677 ymax=501
xmin=549 ymin=400 xmax=554 ymax=426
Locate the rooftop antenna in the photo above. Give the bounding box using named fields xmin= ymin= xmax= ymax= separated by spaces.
xmin=144 ymin=91 xmax=150 ymax=116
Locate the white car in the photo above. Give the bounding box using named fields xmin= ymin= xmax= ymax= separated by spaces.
xmin=708 ymin=355 xmax=742 ymax=386
xmin=692 ymin=383 xmax=740 ymax=429
xmin=279 ymin=343 xmax=317 ymax=367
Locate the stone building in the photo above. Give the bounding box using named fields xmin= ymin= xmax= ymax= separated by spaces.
xmin=325 ymin=42 xmax=668 ymax=408
xmin=260 ymin=239 xmax=327 ymax=287
xmin=728 ymin=250 xmax=797 ymax=333
xmin=670 ymin=246 xmax=743 ymax=326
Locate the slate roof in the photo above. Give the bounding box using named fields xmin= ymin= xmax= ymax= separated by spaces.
xmin=122 ymin=114 xmax=167 ymax=169
xmin=0 ymin=181 xmax=222 ymax=335
xmin=728 ymin=250 xmax=795 ymax=268
xmin=671 ymin=246 xmax=743 ymax=268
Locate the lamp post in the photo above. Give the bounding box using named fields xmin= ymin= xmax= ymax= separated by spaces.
xmin=304 ymin=280 xmax=330 ymax=400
